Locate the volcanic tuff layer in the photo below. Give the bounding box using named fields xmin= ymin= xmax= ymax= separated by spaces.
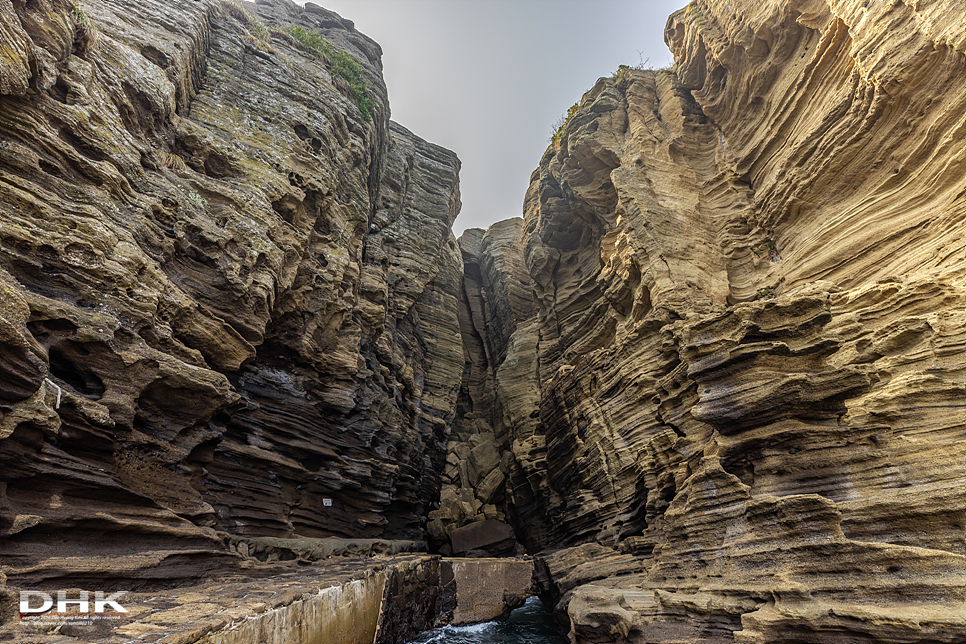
xmin=456 ymin=0 xmax=966 ymax=642
xmin=3 ymin=0 xmax=966 ymax=642
xmin=0 ymin=0 xmax=462 ymax=587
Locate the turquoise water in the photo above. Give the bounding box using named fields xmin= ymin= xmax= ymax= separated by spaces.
xmin=408 ymin=596 xmax=567 ymax=644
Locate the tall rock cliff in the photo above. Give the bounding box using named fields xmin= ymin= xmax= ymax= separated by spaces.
xmin=464 ymin=0 xmax=966 ymax=642
xmin=3 ymin=0 xmax=966 ymax=641
xmin=0 ymin=0 xmax=462 ymax=586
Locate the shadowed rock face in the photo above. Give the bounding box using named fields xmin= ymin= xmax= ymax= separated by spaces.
xmin=3 ymin=0 xmax=966 ymax=640
xmin=0 ymin=0 xmax=461 ymax=586
xmin=462 ymin=0 xmax=966 ymax=641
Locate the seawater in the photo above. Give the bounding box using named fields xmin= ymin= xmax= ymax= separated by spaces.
xmin=408 ymin=596 xmax=567 ymax=644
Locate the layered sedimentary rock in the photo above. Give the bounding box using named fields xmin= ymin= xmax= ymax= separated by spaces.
xmin=4 ymin=0 xmax=966 ymax=640
xmin=467 ymin=0 xmax=966 ymax=641
xmin=0 ymin=0 xmax=462 ymax=587
xmin=425 ymin=220 xmax=543 ymax=556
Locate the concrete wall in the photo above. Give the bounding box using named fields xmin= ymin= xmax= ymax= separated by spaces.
xmin=446 ymin=558 xmax=535 ymax=625
xmin=200 ymin=571 xmax=387 ymax=644
xmin=196 ymin=557 xmax=535 ymax=644
xmin=373 ymin=557 xmax=447 ymax=644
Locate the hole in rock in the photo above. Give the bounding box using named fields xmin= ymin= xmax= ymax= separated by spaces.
xmin=722 ymin=456 xmax=755 ymax=488
xmin=272 ymin=194 xmax=303 ymax=225
xmin=140 ymin=45 xmax=170 ymax=69
xmin=48 ymin=343 xmax=106 ymax=400
xmin=54 ymin=121 xmax=107 ymax=162
xmin=204 ymin=152 xmax=234 ymax=178
xmin=659 ymin=481 xmax=677 ymax=509
xmin=49 ymin=76 xmax=70 ymax=104
xmin=27 ymin=318 xmax=79 ymax=340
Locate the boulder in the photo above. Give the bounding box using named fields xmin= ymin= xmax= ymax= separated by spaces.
xmin=450 ymin=520 xmax=517 ymax=556
xmin=468 ymin=440 xmax=501 ymax=486
xmin=476 ymin=467 xmax=506 ymax=504
xmin=568 ymin=586 xmax=635 ymax=644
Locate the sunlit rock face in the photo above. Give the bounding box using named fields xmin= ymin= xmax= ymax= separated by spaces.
xmin=468 ymin=0 xmax=966 ymax=641
xmin=0 ymin=0 xmax=462 ymax=585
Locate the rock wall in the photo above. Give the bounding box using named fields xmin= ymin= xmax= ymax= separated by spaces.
xmin=0 ymin=0 xmax=462 ymax=586
xmin=426 ymin=220 xmax=545 ymax=556
xmin=468 ymin=0 xmax=966 ymax=641
xmin=4 ymin=0 xmax=966 ymax=640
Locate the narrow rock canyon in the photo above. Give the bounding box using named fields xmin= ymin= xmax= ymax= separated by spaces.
xmin=2 ymin=0 xmax=965 ymax=642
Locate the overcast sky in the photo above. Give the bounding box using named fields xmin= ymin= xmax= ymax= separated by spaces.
xmin=311 ymin=0 xmax=690 ymax=236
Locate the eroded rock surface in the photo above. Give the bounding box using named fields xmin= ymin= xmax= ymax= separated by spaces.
xmin=467 ymin=0 xmax=966 ymax=642
xmin=0 ymin=0 xmax=461 ymax=587
xmin=426 ymin=220 xmax=536 ymax=556
xmin=4 ymin=0 xmax=966 ymax=641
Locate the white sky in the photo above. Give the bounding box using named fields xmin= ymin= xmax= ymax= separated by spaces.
xmin=310 ymin=0 xmax=690 ymax=236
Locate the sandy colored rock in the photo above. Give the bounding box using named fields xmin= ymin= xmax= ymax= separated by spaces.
xmin=568 ymin=586 xmax=634 ymax=644
xmin=467 ymin=439 xmax=501 ymax=487
xmin=454 ymin=219 xmax=550 ymax=549
xmin=465 ymin=0 xmax=966 ymax=642
xmin=0 ymin=0 xmax=461 ymax=586
xmin=449 ymin=519 xmax=516 ymax=556
xmin=475 ymin=467 xmax=505 ymax=504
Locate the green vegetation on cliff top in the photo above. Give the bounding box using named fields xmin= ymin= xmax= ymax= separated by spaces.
xmin=219 ymin=1 xmax=374 ymax=121
xmin=282 ymin=25 xmax=374 ymax=122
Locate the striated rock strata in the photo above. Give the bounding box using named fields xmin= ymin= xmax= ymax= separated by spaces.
xmin=465 ymin=0 xmax=966 ymax=642
xmin=4 ymin=0 xmax=966 ymax=641
xmin=425 ymin=220 xmax=538 ymax=556
xmin=0 ymin=0 xmax=462 ymax=588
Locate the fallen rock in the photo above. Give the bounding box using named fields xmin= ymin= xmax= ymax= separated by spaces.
xmin=475 ymin=467 xmax=506 ymax=504
xmin=467 ymin=439 xmax=502 ymax=487
xmin=446 ymin=557 xmax=534 ymax=625
xmin=450 ymin=520 xmax=517 ymax=556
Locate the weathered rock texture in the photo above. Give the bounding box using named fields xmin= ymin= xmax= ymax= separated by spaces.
xmin=4 ymin=0 xmax=966 ymax=640
xmin=465 ymin=0 xmax=966 ymax=642
xmin=446 ymin=557 xmax=534 ymax=625
xmin=425 ymin=220 xmax=536 ymax=556
xmin=3 ymin=553 xmax=536 ymax=643
xmin=5 ymin=553 xmax=451 ymax=643
xmin=0 ymin=0 xmax=462 ymax=587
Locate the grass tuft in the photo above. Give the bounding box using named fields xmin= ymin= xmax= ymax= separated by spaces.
xmin=216 ymin=2 xmax=374 ymax=121
xmin=612 ymin=60 xmax=673 ymax=87
xmin=282 ymin=25 xmax=374 ymax=121
xmin=613 ymin=64 xmax=634 ymax=88
xmin=70 ymin=5 xmax=99 ymax=54
xmin=550 ymin=103 xmax=580 ymax=148
xmin=220 ymin=1 xmax=276 ymax=54
xmin=157 ymin=150 xmax=188 ymax=171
